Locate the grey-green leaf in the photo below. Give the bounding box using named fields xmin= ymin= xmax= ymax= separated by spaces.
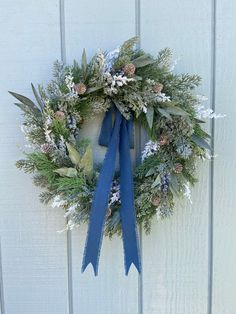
xmin=54 ymin=167 xmax=78 ymax=178
xmin=164 ymin=105 xmax=188 ymax=116
xmin=14 ymin=103 xmax=34 ymax=115
xmin=191 ymin=134 xmax=211 ymax=150
xmin=132 ymin=55 xmax=156 ymax=68
xmin=9 ymin=91 xmax=41 ymax=116
xmin=86 ymin=86 xmax=103 ymax=94
xmin=157 ymin=108 xmax=172 ymax=120
xmin=146 ymin=106 xmax=154 ymax=129
xmin=80 ymin=145 xmax=93 ymax=175
xmin=81 ymin=48 xmax=87 ymax=73
xmin=145 ymin=168 xmax=156 ymax=177
xmin=151 ymin=175 xmax=161 ymax=188
xmin=31 ymin=83 xmax=44 ymax=110
xmin=66 ymin=142 xmax=81 ymax=165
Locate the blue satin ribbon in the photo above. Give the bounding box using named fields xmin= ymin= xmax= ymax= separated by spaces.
xmin=82 ymin=106 xmax=141 ymax=276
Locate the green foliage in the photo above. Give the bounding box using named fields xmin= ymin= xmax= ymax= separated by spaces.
xmin=55 ymin=176 xmax=87 ymax=196
xmin=113 ymin=36 xmax=138 ymax=68
xmin=27 ymin=152 xmax=57 ymax=183
xmin=51 ymin=119 xmax=70 ymax=140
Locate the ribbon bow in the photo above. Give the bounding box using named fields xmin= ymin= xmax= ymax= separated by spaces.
xmin=82 ymin=106 xmax=141 ymax=276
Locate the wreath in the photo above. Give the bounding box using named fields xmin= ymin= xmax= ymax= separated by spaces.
xmin=11 ymin=37 xmax=212 ymax=274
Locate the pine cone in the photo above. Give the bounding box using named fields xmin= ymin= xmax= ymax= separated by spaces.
xmin=174 ymin=163 xmax=183 ymax=174
xmin=159 ymin=135 xmax=168 ymax=146
xmin=151 ymin=195 xmax=161 ymax=207
xmin=152 ymin=83 xmax=163 ymax=94
xmin=54 ymin=111 xmax=65 ymax=120
xmin=41 ymin=143 xmax=53 ymax=154
xmin=123 ymin=63 xmax=136 ymax=76
xmin=74 ymin=83 xmax=87 ymax=95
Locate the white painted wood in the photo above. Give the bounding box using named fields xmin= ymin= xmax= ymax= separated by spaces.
xmin=0 ymin=1 xmax=68 ymax=313
xmin=212 ymin=1 xmax=236 ymax=313
xmin=64 ymin=0 xmax=139 ymax=313
xmin=140 ymin=0 xmax=212 ymax=313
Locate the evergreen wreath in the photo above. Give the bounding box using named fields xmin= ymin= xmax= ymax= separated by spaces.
xmin=11 ymin=37 xmax=213 ymax=237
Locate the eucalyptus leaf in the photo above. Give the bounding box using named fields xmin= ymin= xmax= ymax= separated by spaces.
xmin=157 ymin=108 xmax=172 ymax=120
xmin=169 ymin=184 xmax=180 ymax=197
xmin=80 ymin=145 xmax=93 ymax=175
xmin=14 ymin=103 xmax=35 ymax=115
xmin=31 ymin=83 xmax=44 ymax=110
xmin=66 ymin=142 xmax=81 ymax=165
xmin=146 ymin=106 xmax=154 ymax=129
xmin=133 ymin=75 xmax=143 ymax=81
xmin=191 ymin=134 xmax=211 ymax=150
xmin=194 ymin=118 xmax=206 ymax=124
xmin=145 ymin=168 xmax=156 ymax=177
xmin=132 ymin=55 xmax=156 ymax=68
xmin=54 ymin=167 xmax=78 ymax=178
xmin=199 ymin=129 xmax=211 ymax=139
xmin=170 ymin=174 xmax=179 ymax=190
xmin=9 ymin=91 xmax=41 ymax=116
xmin=81 ymin=48 xmax=87 ymax=73
xmin=86 ymin=86 xmax=103 ymax=94
xmin=164 ymin=105 xmax=188 ymax=116
xmin=151 ymin=175 xmax=161 ymax=188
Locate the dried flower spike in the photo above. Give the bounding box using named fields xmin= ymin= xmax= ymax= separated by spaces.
xmin=123 ymin=63 xmax=136 ymax=77
xmin=74 ymin=83 xmax=87 ymax=95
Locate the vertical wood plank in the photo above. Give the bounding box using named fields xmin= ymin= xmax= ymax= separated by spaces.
xmin=212 ymin=1 xmax=236 ymax=313
xmin=0 ymin=1 xmax=68 ymax=313
xmin=64 ymin=0 xmax=139 ymax=313
xmin=0 ymin=240 xmax=4 ymax=314
xmin=140 ymin=1 xmax=212 ymax=313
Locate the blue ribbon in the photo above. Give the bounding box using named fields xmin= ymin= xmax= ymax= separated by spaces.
xmin=82 ymin=106 xmax=141 ymax=276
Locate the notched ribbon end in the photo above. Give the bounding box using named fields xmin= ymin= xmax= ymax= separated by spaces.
xmin=81 ymin=261 xmax=98 ymax=276
xmin=125 ymin=260 xmax=142 ymax=276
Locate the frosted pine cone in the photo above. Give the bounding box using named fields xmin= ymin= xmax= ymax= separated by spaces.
xmin=152 ymin=83 xmax=163 ymax=94
xmin=41 ymin=143 xmax=53 ymax=154
xmin=159 ymin=135 xmax=168 ymax=146
xmin=74 ymin=83 xmax=87 ymax=95
xmin=54 ymin=111 xmax=65 ymax=120
xmin=151 ymin=195 xmax=161 ymax=207
xmin=174 ymin=163 xmax=183 ymax=174
xmin=123 ymin=63 xmax=136 ymax=76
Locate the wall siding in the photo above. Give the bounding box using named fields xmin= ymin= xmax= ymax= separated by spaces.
xmin=0 ymin=0 xmax=235 ymax=313
xmin=140 ymin=0 xmax=212 ymax=313
xmin=0 ymin=1 xmax=69 ymax=314
xmin=212 ymin=0 xmax=236 ymax=313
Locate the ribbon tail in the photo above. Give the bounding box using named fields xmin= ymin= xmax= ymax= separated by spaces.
xmin=98 ymin=107 xmax=113 ymax=147
xmin=82 ymin=110 xmax=122 ymax=276
xmin=119 ymin=118 xmax=141 ymax=275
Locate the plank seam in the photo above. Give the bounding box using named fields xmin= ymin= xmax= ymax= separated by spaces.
xmin=208 ymin=0 xmax=217 ymax=312
xmin=60 ymin=0 xmax=67 ymax=63
xmin=135 ymin=0 xmax=143 ymax=313
xmin=0 ymin=239 xmax=5 ymax=314
xmin=59 ymin=1 xmax=73 ymax=313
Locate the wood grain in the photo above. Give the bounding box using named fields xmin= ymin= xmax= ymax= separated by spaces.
xmin=0 ymin=1 xmax=68 ymax=313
